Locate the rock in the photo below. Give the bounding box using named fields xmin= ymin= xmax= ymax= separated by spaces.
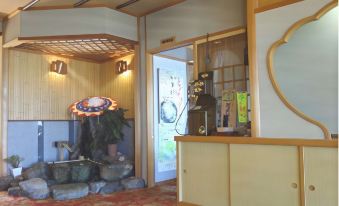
xmin=99 ymin=161 xmax=133 ymax=181
xmin=71 ymin=162 xmax=91 ymax=183
xmin=19 ymin=178 xmax=49 ymax=200
xmin=51 ymin=163 xmax=71 ymax=184
xmin=0 ymin=176 xmax=14 ymax=191
xmin=121 ymin=177 xmax=145 ymax=190
xmin=23 ymin=162 xmax=49 ymax=180
xmin=8 ymin=186 xmax=26 ymax=197
xmin=99 ymin=181 xmax=123 ymax=195
xmin=47 ymin=179 xmax=57 ymax=187
xmin=51 ymin=183 xmax=89 ymax=201
xmin=89 ymin=181 xmax=106 ymax=194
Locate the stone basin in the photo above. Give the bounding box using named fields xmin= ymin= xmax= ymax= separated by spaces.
xmin=50 ymin=160 xmax=96 ymax=184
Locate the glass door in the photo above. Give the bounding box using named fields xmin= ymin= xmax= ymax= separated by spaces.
xmin=153 ymin=55 xmax=188 ymax=183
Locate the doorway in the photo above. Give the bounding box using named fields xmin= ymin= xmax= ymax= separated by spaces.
xmin=152 ymin=45 xmax=193 ymax=183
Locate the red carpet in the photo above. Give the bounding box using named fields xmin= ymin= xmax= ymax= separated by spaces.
xmin=0 ymin=181 xmax=176 ymax=206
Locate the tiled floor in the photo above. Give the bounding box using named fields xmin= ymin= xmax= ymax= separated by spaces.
xmin=0 ymin=181 xmax=176 ymax=206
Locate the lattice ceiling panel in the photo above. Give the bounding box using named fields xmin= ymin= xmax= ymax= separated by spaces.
xmin=16 ymin=36 xmax=135 ymax=62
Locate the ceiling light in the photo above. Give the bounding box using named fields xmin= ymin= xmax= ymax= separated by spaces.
xmin=22 ymin=0 xmax=40 ymax=11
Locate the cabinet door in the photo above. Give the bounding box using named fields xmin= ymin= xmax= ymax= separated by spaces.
xmin=179 ymin=142 xmax=229 ymax=206
xmin=304 ymin=147 xmax=338 ymax=206
xmin=230 ymin=144 xmax=300 ymax=206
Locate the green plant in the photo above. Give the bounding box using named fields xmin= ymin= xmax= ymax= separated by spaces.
xmin=4 ymin=155 xmax=24 ymax=168
xmin=92 ymin=108 xmax=130 ymax=149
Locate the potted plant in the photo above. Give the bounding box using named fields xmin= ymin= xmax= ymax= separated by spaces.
xmin=93 ymin=108 xmax=130 ymax=157
xmin=4 ymin=155 xmax=24 ymax=178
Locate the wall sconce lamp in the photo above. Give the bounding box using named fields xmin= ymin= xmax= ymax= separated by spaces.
xmin=50 ymin=60 xmax=67 ymax=75
xmin=115 ymin=60 xmax=128 ymax=74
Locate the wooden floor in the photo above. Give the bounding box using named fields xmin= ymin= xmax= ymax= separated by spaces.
xmin=0 ymin=180 xmax=177 ymax=206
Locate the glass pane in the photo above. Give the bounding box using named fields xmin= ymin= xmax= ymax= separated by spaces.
xmin=223 ymin=68 xmax=233 ymax=81
xmin=213 ymin=70 xmax=223 ymax=83
xmin=214 ymin=84 xmax=223 ymax=98
xmin=224 ymin=82 xmax=233 ymax=90
xmin=235 ymin=81 xmax=246 ymax=91
xmin=234 ymin=66 xmax=245 ymax=80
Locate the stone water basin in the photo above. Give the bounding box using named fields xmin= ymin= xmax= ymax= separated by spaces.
xmin=49 ymin=160 xmax=97 ymax=184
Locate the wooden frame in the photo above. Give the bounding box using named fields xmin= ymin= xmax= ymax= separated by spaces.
xmin=266 ymin=1 xmax=337 ymax=140
xmin=247 ymin=0 xmax=260 ymax=137
xmin=3 ymin=34 xmax=137 ymax=63
xmin=255 ymin=0 xmax=303 ymax=13
xmin=146 ymin=26 xmax=250 ymax=187
xmin=175 ymin=136 xmax=338 ymax=148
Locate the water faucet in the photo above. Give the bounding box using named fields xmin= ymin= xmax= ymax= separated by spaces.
xmin=54 ymin=141 xmax=73 ymax=161
xmin=61 ymin=142 xmax=73 ymax=153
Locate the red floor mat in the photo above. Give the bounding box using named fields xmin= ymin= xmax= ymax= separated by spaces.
xmin=0 ymin=181 xmax=176 ymax=206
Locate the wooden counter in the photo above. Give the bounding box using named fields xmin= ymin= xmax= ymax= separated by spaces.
xmin=175 ymin=136 xmax=338 ymax=206
xmin=175 ymin=136 xmax=338 ymax=147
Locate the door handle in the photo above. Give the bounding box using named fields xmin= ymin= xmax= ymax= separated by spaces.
xmin=291 ymin=183 xmax=298 ymax=189
xmin=308 ymin=185 xmax=316 ymax=191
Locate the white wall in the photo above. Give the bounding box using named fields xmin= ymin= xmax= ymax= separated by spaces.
xmin=256 ymin=0 xmax=334 ymax=138
xmin=146 ymin=0 xmax=245 ymax=50
xmin=275 ymin=7 xmax=338 ymax=134
xmin=4 ymin=7 xmax=138 ymax=44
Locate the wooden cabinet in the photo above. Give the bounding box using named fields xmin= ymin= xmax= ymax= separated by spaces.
xmin=178 ymin=142 xmax=229 ymax=206
xmin=230 ymin=144 xmax=300 ymax=206
xmin=303 ymin=147 xmax=338 ymax=206
xmin=176 ymin=137 xmax=338 ymax=206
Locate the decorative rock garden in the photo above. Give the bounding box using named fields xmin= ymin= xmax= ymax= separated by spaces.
xmin=0 ymin=154 xmax=145 ymax=201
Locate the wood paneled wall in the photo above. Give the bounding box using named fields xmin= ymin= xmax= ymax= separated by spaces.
xmin=8 ymin=50 xmax=135 ymax=120
xmin=100 ymin=55 xmax=135 ymax=119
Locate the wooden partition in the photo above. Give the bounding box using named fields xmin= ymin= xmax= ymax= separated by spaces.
xmin=7 ymin=49 xmax=135 ymax=120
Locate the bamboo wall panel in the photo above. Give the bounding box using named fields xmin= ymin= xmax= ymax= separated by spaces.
xmin=8 ymin=50 xmax=135 ymax=120
xmin=100 ymin=55 xmax=135 ymax=119
xmin=8 ymin=49 xmax=101 ymax=120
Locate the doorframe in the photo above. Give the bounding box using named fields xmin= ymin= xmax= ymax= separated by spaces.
xmin=145 ymin=26 xmax=249 ymax=187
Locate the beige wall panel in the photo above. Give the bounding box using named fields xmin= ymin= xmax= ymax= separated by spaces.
xmin=303 ymin=147 xmax=338 ymax=206
xmin=146 ymin=0 xmax=245 ymax=50
xmin=100 ymin=55 xmax=135 ymax=119
xmin=230 ymin=144 xmax=300 ymax=206
xmin=179 ymin=142 xmax=229 ymax=206
xmin=255 ymin=0 xmax=332 ymax=138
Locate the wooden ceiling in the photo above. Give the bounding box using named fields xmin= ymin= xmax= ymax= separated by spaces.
xmin=18 ymin=0 xmax=185 ymax=17
xmin=15 ymin=34 xmax=136 ymax=62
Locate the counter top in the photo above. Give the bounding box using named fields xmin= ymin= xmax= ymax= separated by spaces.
xmin=175 ymin=136 xmax=338 ymax=148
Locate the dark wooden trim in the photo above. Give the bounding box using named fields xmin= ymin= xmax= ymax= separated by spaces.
xmin=18 ymin=33 xmax=138 ymax=45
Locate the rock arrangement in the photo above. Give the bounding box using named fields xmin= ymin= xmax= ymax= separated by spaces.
xmin=0 ymin=155 xmax=145 ymax=201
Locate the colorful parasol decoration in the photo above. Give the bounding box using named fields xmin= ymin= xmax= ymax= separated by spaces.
xmin=69 ymin=96 xmax=118 ymax=117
